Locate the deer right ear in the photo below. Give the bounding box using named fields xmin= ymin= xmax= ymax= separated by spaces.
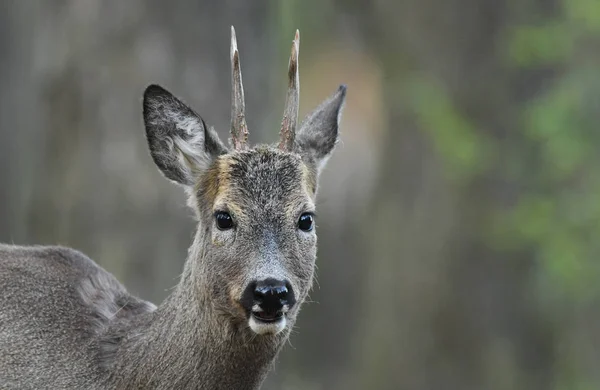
xmin=294 ymin=85 xmax=347 ymax=174
xmin=143 ymin=85 xmax=227 ymax=186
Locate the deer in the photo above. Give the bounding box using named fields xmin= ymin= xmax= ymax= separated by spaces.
xmin=0 ymin=27 xmax=346 ymax=390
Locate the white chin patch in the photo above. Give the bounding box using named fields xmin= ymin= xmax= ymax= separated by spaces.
xmin=249 ymin=315 xmax=287 ymax=335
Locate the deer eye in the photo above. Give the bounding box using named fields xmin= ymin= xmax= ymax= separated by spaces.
xmin=298 ymin=213 xmax=314 ymax=232
xmin=215 ymin=211 xmax=234 ymax=230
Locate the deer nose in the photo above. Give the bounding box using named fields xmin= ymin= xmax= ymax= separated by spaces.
xmin=240 ymin=278 xmax=296 ymax=321
xmin=240 ymin=278 xmax=293 ymax=320
xmin=253 ymin=279 xmax=294 ymax=311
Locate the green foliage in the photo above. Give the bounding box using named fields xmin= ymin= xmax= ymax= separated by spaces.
xmin=565 ymin=0 xmax=600 ymax=33
xmin=508 ymin=23 xmax=573 ymax=67
xmin=414 ymin=1 xmax=600 ymax=386
xmin=507 ymin=11 xmax=600 ymax=299
xmin=524 ymin=75 xmax=591 ymax=179
xmin=409 ymin=77 xmax=489 ymax=182
xmin=500 ymin=0 xmax=600 ymax=387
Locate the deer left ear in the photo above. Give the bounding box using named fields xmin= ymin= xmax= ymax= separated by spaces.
xmin=143 ymin=84 xmax=227 ymax=186
xmin=294 ymin=85 xmax=346 ymax=173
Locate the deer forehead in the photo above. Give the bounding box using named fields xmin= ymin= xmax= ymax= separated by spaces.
xmin=198 ymin=148 xmax=316 ymax=217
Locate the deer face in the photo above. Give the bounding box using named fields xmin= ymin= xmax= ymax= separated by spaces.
xmin=198 ymin=150 xmax=317 ymax=334
xmin=142 ymin=28 xmax=346 ymax=335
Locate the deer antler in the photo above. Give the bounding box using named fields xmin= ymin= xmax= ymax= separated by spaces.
xmin=230 ymin=26 xmax=248 ymax=150
xmin=279 ymin=30 xmax=300 ymax=151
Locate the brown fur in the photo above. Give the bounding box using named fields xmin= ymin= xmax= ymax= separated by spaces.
xmin=0 ymin=40 xmax=346 ymax=389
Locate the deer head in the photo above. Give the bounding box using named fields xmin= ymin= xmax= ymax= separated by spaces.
xmin=142 ymin=26 xmax=346 ymax=336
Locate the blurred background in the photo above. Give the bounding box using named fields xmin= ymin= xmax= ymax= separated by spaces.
xmin=1 ymin=0 xmax=599 ymax=389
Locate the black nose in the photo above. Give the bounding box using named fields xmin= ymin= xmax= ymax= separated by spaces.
xmin=241 ymin=278 xmax=296 ymax=318
xmin=254 ymin=279 xmax=294 ymax=311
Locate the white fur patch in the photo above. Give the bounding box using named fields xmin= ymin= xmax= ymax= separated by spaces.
xmin=249 ymin=315 xmax=287 ymax=335
xmin=146 ymin=96 xmax=215 ymax=187
xmin=165 ymin=109 xmax=212 ymax=176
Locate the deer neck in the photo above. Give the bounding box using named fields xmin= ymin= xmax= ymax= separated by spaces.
xmin=108 ymin=236 xmax=286 ymax=390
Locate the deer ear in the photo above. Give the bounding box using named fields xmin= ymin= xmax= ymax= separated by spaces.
xmin=143 ymin=85 xmax=227 ymax=186
xmin=295 ymin=85 xmax=346 ymax=173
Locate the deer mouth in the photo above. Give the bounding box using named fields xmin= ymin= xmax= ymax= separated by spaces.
xmin=248 ymin=307 xmax=287 ymax=335
xmin=252 ymin=309 xmax=284 ymax=323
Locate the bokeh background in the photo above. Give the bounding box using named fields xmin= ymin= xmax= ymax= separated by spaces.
xmin=1 ymin=1 xmax=600 ymax=389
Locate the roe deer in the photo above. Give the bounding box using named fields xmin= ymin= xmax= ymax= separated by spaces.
xmin=0 ymin=26 xmax=346 ymax=389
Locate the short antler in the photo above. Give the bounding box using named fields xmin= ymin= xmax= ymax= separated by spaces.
xmin=279 ymin=30 xmax=300 ymax=151
xmin=230 ymin=26 xmax=249 ymax=150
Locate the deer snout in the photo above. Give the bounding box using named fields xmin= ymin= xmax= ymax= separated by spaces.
xmin=241 ymin=278 xmax=296 ymax=334
xmin=253 ymin=279 xmax=295 ymax=315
